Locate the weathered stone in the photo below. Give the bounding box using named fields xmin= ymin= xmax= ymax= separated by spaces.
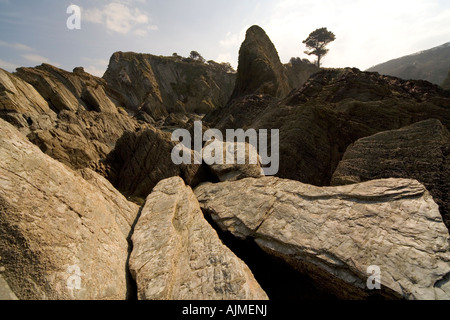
xmin=103 ymin=52 xmax=235 ymax=119
xmin=203 ymin=139 xmax=264 ymax=181
xmin=27 ymin=109 xmax=144 ymax=170
xmin=0 ymin=274 xmax=18 ymax=300
xmin=0 ymin=119 xmax=139 ymax=300
xmin=331 ymin=119 xmax=450 ymax=230
xmin=205 ymin=68 xmax=450 ymax=187
xmin=0 ymin=68 xmax=52 ymax=115
xmin=231 ymin=25 xmax=290 ymax=99
xmin=195 ymin=177 xmax=450 ymax=300
xmin=15 ymin=63 xmax=119 ymax=113
xmin=104 ymin=127 xmax=202 ymax=200
xmin=129 ymin=177 xmax=268 ymax=300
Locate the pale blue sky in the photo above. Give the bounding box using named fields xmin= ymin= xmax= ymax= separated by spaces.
xmin=0 ymin=0 xmax=449 ymax=76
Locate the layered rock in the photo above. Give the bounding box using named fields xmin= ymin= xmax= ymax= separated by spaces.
xmin=0 ymin=68 xmax=56 ymax=132
xmin=129 ymin=177 xmax=268 ymax=300
xmin=103 ymin=52 xmax=235 ymax=119
xmin=195 ymin=177 xmax=450 ymax=300
xmin=103 ymin=127 xmax=202 ymax=200
xmin=331 ymin=119 xmax=450 ymax=230
xmin=27 ymin=109 xmax=144 ymax=170
xmin=15 ymin=64 xmax=119 ymax=113
xmin=230 ymin=25 xmax=290 ymax=99
xmin=0 ymin=118 xmax=140 ymax=300
xmin=205 ymin=68 xmax=450 ymax=186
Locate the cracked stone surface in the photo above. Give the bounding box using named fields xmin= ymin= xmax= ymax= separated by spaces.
xmin=129 ymin=176 xmax=268 ymax=300
xmin=195 ymin=177 xmax=450 ymax=300
xmin=331 ymin=119 xmax=450 ymax=230
xmin=0 ymin=118 xmax=140 ymax=300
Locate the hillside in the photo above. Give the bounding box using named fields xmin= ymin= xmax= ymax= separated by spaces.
xmin=367 ymin=42 xmax=450 ymax=85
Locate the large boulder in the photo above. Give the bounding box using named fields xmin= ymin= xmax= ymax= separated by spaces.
xmin=230 ymin=25 xmax=290 ymax=100
xmin=195 ymin=177 xmax=450 ymax=300
xmin=203 ymin=139 xmax=264 ymax=182
xmin=331 ymin=119 xmax=450 ymax=230
xmin=129 ymin=177 xmax=268 ymax=300
xmin=0 ymin=118 xmax=140 ymax=300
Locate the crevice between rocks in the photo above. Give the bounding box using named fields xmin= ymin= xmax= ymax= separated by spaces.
xmin=125 ymin=205 xmax=144 ymax=300
xmin=201 ymin=209 xmax=338 ymax=300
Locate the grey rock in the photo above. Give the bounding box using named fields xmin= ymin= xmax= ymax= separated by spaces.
xmin=331 ymin=119 xmax=450 ymax=230
xmin=129 ymin=177 xmax=268 ymax=300
xmin=195 ymin=177 xmax=450 ymax=300
xmin=0 ymin=119 xmax=139 ymax=300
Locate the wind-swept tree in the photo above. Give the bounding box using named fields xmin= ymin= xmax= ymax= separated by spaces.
xmin=302 ymin=27 xmax=336 ymax=68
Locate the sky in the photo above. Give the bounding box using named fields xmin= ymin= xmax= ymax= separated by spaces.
xmin=0 ymin=0 xmax=449 ymax=77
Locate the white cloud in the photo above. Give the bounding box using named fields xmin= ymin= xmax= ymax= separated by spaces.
xmin=82 ymin=57 xmax=109 ymax=77
xmin=21 ymin=54 xmax=60 ymax=67
xmin=0 ymin=58 xmax=19 ymax=72
xmin=258 ymin=0 xmax=450 ymax=69
xmin=0 ymin=40 xmax=33 ymax=51
xmin=214 ymin=0 xmax=450 ymax=70
xmin=83 ymin=2 xmax=157 ymax=35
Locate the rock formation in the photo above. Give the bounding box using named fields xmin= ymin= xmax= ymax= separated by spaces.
xmin=230 ymin=25 xmax=290 ymax=100
xmin=15 ymin=64 xmax=119 ymax=114
xmin=195 ymin=177 xmax=450 ymax=300
xmin=0 ymin=118 xmax=140 ymax=299
xmin=0 ymin=66 xmax=146 ymax=171
xmin=129 ymin=177 xmax=268 ymax=300
xmin=203 ymin=139 xmax=264 ymax=182
xmin=103 ymin=127 xmax=203 ymax=201
xmin=331 ymin=119 xmax=450 ymax=229
xmin=103 ymin=52 xmax=236 ymax=119
xmin=28 ymin=109 xmax=144 ymax=170
xmin=0 ymin=68 xmax=56 ymax=132
xmin=205 ymin=67 xmax=450 ymax=187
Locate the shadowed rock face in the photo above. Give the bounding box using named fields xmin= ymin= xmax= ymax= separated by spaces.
xmin=103 ymin=127 xmax=202 ymax=200
xmin=331 ymin=119 xmax=450 ymax=230
xmin=195 ymin=177 xmax=450 ymax=300
xmin=0 ymin=118 xmax=140 ymax=300
xmin=129 ymin=177 xmax=268 ymax=300
xmin=103 ymin=52 xmax=236 ymax=119
xmin=205 ymin=68 xmax=450 ymax=187
xmin=231 ymin=25 xmax=290 ymax=100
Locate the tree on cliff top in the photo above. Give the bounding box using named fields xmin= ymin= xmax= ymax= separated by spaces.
xmin=303 ymin=27 xmax=336 ymax=68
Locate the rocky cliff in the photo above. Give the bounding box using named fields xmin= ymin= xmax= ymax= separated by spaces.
xmin=103 ymin=52 xmax=236 ymax=119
